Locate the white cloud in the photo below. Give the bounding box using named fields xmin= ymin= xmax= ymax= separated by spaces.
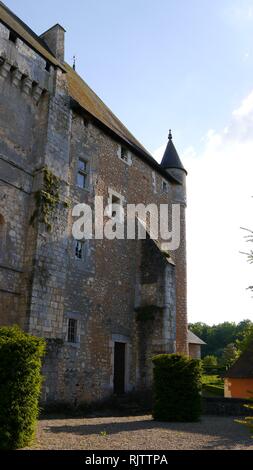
xmin=233 ymin=89 xmax=253 ymax=118
xmin=153 ymin=91 xmax=253 ymax=325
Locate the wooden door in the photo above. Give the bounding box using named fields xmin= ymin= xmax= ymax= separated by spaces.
xmin=113 ymin=342 xmax=126 ymax=395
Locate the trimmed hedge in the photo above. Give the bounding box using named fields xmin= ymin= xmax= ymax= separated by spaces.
xmin=152 ymin=354 xmax=202 ymax=422
xmin=202 ymin=384 xmax=224 ymax=397
xmin=0 ymin=326 xmax=46 ymax=449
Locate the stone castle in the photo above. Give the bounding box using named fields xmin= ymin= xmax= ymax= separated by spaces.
xmin=0 ymin=2 xmax=188 ymax=405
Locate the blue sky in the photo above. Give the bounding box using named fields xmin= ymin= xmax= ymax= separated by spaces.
xmin=4 ymin=0 xmax=253 ymax=325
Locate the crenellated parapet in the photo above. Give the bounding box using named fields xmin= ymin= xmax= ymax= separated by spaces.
xmin=0 ymin=20 xmax=55 ymax=103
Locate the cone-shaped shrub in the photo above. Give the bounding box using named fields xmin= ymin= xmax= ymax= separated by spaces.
xmin=152 ymin=353 xmax=202 ymax=422
xmin=0 ymin=326 xmax=46 ymax=449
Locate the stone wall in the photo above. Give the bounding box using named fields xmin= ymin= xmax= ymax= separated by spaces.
xmin=0 ymin=20 xmax=53 ymax=330
xmin=189 ymin=343 xmax=201 ymax=359
xmin=203 ymin=397 xmax=253 ymax=416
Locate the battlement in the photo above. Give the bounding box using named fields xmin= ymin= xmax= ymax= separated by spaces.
xmin=0 ymin=20 xmax=54 ymax=102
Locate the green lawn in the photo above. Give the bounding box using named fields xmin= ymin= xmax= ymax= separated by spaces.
xmin=202 ymin=375 xmax=224 ymax=397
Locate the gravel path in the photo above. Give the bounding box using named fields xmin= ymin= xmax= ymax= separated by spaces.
xmin=25 ymin=414 xmax=253 ymax=450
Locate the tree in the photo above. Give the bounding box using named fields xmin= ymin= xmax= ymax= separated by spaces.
xmin=202 ymin=355 xmax=218 ymax=368
xmin=219 ymin=343 xmax=239 ymax=369
xmin=236 ymin=323 xmax=253 ymax=353
xmin=189 ymin=320 xmax=253 ymax=358
xmin=237 ymin=227 xmax=253 ymax=434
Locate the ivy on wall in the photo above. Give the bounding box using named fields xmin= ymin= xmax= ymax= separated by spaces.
xmin=30 ymin=167 xmax=70 ymax=232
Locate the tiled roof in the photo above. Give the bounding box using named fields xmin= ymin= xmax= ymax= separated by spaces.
xmin=188 ymin=330 xmax=206 ymax=345
xmin=224 ymin=341 xmax=253 ymax=379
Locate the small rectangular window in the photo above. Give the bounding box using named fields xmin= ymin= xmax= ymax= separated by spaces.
xmin=111 ymin=195 xmax=120 ymax=218
xmin=75 ymin=240 xmax=86 ymax=260
xmin=162 ymin=181 xmax=169 ymax=193
xmin=107 ymin=190 xmax=125 ymax=221
xmin=9 ymin=31 xmax=17 ymax=44
xmin=121 ymin=147 xmax=128 ymax=162
xmin=67 ymin=319 xmax=77 ymax=343
xmin=77 ymin=158 xmax=89 ymax=189
xmin=118 ymin=145 xmax=132 ymax=165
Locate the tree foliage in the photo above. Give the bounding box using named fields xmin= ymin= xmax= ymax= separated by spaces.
xmin=189 ymin=320 xmax=253 ymax=359
xmin=236 ymin=323 xmax=253 ymax=353
xmin=220 ymin=343 xmax=239 ymax=368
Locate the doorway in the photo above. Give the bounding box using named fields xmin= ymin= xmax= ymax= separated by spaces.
xmin=113 ymin=342 xmax=126 ymax=395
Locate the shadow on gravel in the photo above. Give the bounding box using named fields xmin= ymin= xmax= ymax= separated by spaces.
xmin=43 ymin=416 xmax=253 ymax=450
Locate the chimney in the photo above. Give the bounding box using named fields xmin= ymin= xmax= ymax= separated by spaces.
xmin=40 ymin=24 xmax=66 ymax=62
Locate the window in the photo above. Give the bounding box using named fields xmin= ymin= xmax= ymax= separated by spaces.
xmin=162 ymin=180 xmax=169 ymax=193
xmin=117 ymin=145 xmax=132 ymax=165
xmin=111 ymin=195 xmax=120 ymax=219
xmin=9 ymin=31 xmax=17 ymax=44
xmin=120 ymin=147 xmax=128 ymax=162
xmin=108 ymin=190 xmax=124 ymax=223
xmin=45 ymin=61 xmax=51 ymax=72
xmin=77 ymin=158 xmax=89 ymax=189
xmin=75 ymin=240 xmax=86 ymax=260
xmin=67 ymin=318 xmax=77 ymax=343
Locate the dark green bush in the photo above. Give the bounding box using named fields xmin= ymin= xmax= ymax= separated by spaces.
xmin=0 ymin=326 xmax=46 ymax=449
xmin=152 ymin=353 xmax=202 ymax=422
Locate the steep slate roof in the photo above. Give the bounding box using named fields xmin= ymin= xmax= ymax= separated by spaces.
xmin=66 ymin=62 xmax=150 ymax=155
xmin=161 ymin=130 xmax=187 ymax=173
xmin=0 ymin=2 xmax=179 ymax=183
xmin=66 ymin=65 xmax=180 ymax=183
xmin=224 ymin=341 xmax=253 ymax=379
xmin=188 ymin=330 xmax=206 ymax=345
xmin=0 ymin=1 xmax=65 ymax=71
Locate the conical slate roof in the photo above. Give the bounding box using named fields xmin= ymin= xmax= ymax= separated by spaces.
xmin=161 ymin=130 xmax=186 ymax=173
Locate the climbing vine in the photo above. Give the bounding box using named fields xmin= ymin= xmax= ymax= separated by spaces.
xmin=135 ymin=305 xmax=163 ymax=322
xmin=30 ymin=167 xmax=69 ymax=232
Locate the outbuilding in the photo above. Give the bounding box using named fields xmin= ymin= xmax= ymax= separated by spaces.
xmin=224 ymin=341 xmax=253 ymax=399
xmin=188 ymin=330 xmax=206 ymax=359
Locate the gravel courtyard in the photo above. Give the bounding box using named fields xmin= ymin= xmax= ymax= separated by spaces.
xmin=25 ymin=415 xmax=253 ymax=450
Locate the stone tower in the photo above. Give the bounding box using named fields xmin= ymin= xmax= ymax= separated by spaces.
xmin=161 ymin=131 xmax=188 ymax=354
